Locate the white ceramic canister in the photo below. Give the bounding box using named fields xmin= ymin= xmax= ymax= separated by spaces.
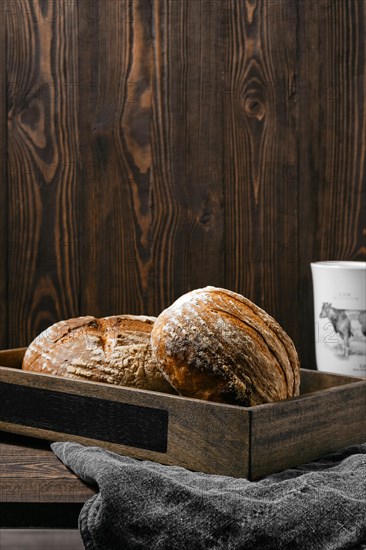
xmin=311 ymin=261 xmax=366 ymax=377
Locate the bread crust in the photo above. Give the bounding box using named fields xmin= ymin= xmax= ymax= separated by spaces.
xmin=150 ymin=286 xmax=300 ymax=405
xmin=22 ymin=314 xmax=176 ymax=393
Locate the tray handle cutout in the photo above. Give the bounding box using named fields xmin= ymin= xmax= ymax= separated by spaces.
xmin=0 ymin=382 xmax=168 ymax=453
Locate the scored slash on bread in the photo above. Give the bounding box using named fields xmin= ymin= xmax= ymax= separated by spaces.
xmin=22 ymin=287 xmax=301 ymax=406
xmin=150 ymin=286 xmax=300 ymax=406
xmin=22 ymin=315 xmax=177 ymax=394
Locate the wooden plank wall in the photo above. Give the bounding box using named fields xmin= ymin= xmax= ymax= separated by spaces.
xmin=2 ymin=0 xmax=365 ymax=368
xmin=0 ymin=2 xmax=7 ymax=349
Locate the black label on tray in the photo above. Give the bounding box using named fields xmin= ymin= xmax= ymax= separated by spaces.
xmin=0 ymin=382 xmax=168 ymax=453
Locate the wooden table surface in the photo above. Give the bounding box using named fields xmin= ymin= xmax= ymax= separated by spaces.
xmin=0 ymin=431 xmax=95 ymax=528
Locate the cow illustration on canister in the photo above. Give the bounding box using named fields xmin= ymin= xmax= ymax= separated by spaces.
xmin=319 ymin=303 xmax=353 ymax=357
xmin=319 ymin=303 xmax=366 ymax=359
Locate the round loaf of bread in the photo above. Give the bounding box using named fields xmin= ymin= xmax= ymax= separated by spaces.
xmin=150 ymin=287 xmax=300 ymax=405
xmin=22 ymin=315 xmax=176 ymax=394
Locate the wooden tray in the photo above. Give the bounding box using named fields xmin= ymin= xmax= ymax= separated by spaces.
xmin=1 ymin=348 xmax=365 ymax=480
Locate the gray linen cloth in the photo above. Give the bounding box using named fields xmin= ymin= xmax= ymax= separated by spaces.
xmin=51 ymin=442 xmax=366 ymax=550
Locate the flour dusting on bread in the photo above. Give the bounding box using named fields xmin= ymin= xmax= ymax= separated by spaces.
xmin=22 ymin=315 xmax=176 ymax=394
xmin=150 ymin=286 xmax=300 ymax=406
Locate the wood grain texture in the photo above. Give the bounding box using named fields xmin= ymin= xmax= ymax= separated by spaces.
xmin=297 ymin=0 xmax=366 ymax=367
xmin=2 ymin=0 xmax=366 ymax=369
xmin=78 ymin=0 xmax=224 ymax=316
xmin=6 ymin=0 xmax=80 ymax=347
xmin=0 ymin=432 xmax=95 ymax=503
xmin=250 ymin=381 xmax=366 ymax=479
xmin=222 ymin=0 xmax=299 ymax=341
xmin=150 ymin=0 xmax=224 ymax=311
xmin=77 ymin=0 xmax=150 ymax=317
xmin=0 ymin=2 xmax=7 ymax=348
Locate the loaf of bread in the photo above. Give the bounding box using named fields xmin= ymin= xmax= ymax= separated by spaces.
xmin=150 ymin=286 xmax=300 ymax=406
xmin=22 ymin=315 xmax=176 ymax=394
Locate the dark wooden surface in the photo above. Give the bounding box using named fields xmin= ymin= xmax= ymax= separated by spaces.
xmin=0 ymin=431 xmax=95 ymax=504
xmin=0 ymin=2 xmax=7 ymax=349
xmin=2 ymin=1 xmax=366 ymax=368
xmin=0 ymin=431 xmax=93 ymax=529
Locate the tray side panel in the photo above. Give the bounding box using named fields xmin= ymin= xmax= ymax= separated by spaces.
xmin=0 ymin=348 xmax=26 ymax=368
xmin=249 ymin=382 xmax=366 ymax=480
xmin=300 ymin=369 xmax=364 ymax=393
xmin=0 ymin=367 xmax=250 ymax=478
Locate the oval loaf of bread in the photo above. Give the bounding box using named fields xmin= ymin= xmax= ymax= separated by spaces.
xmin=22 ymin=314 xmax=176 ymax=394
xmin=150 ymin=286 xmax=300 ymax=406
